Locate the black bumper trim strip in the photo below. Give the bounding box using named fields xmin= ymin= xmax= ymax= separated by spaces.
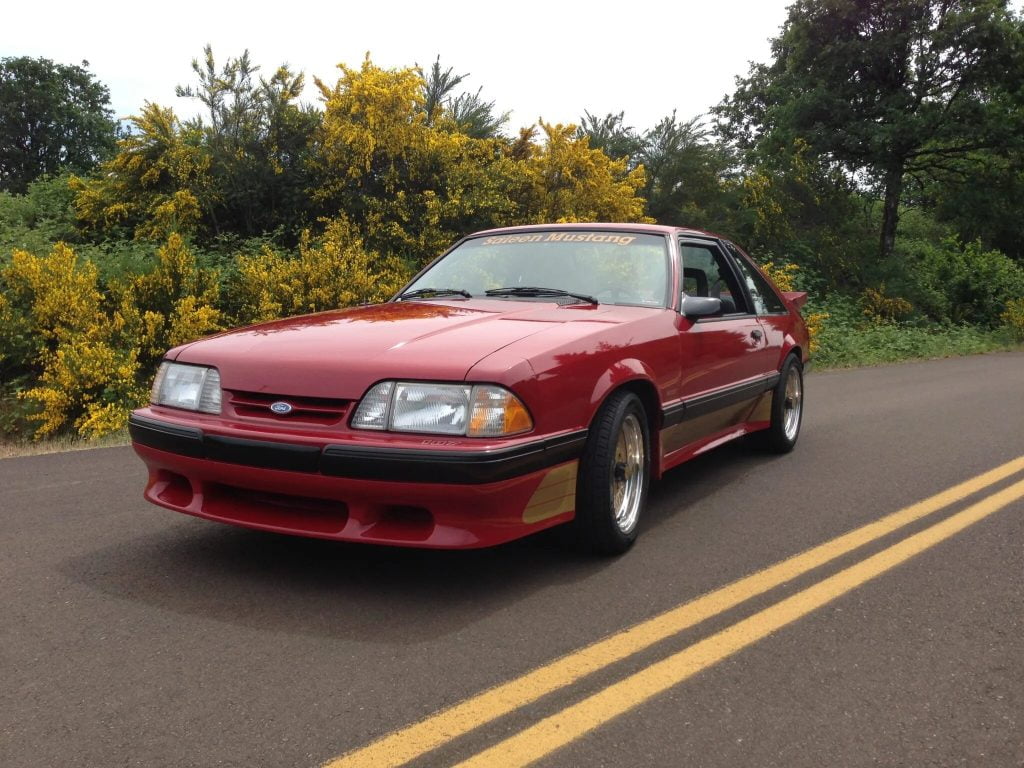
xmin=661 ymin=373 xmax=780 ymax=425
xmin=129 ymin=414 xmax=587 ymax=485
xmin=321 ymin=431 xmax=588 ymax=484
xmin=205 ymin=434 xmax=321 ymax=473
xmin=662 ymin=402 xmax=687 ymax=428
xmin=128 ymin=414 xmax=205 ymax=458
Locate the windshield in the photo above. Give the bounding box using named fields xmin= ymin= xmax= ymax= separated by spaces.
xmin=402 ymin=231 xmax=670 ymax=307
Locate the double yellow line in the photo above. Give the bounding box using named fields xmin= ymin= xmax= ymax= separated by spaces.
xmin=324 ymin=456 xmax=1024 ymax=768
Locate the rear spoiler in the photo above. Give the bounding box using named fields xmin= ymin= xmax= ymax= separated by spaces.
xmin=783 ymin=291 xmax=808 ymax=310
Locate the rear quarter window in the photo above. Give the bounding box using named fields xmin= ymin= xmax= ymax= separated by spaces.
xmin=727 ymin=245 xmax=787 ymax=315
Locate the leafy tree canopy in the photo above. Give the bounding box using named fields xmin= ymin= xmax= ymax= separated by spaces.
xmin=420 ymin=57 xmax=509 ymax=139
xmin=176 ymin=45 xmax=320 ymax=239
xmin=0 ymin=57 xmax=117 ymax=193
xmin=717 ymin=0 xmax=1024 ymax=259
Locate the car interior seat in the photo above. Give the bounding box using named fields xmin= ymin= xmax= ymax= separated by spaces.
xmin=683 ymin=268 xmax=709 ymax=297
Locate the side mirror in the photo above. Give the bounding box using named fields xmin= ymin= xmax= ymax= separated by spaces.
xmin=680 ymin=295 xmax=722 ymax=318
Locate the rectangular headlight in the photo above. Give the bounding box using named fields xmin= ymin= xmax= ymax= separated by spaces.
xmin=351 ymin=381 xmax=532 ymax=436
xmin=151 ymin=362 xmax=222 ymax=414
xmin=391 ymin=382 xmax=471 ymax=434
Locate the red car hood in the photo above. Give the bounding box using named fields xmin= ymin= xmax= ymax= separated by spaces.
xmin=172 ymin=300 xmax=623 ymax=399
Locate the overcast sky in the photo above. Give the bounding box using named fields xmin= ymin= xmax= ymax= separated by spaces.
xmin=2 ymin=0 xmax=801 ymax=132
xmin=6 ymin=1 xmax=1022 ymax=133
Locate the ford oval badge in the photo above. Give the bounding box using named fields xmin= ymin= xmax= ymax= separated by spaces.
xmin=270 ymin=401 xmax=293 ymax=415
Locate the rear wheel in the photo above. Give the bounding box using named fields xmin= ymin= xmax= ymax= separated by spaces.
xmin=755 ymin=354 xmax=804 ymax=453
xmin=573 ymin=391 xmax=650 ymax=555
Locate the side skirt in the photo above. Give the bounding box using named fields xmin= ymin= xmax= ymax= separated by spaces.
xmin=657 ymin=375 xmax=778 ymax=474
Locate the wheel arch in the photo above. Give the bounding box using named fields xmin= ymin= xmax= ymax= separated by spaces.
xmin=781 ymin=339 xmax=805 ymax=367
xmin=586 ymin=362 xmax=664 ymax=479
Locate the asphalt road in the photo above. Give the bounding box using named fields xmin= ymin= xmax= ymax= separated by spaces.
xmin=2 ymin=351 xmax=1023 ymax=768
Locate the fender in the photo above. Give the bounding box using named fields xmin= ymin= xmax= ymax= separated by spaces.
xmin=587 ymin=358 xmax=666 ymax=477
xmin=586 ymin=358 xmax=660 ymax=412
xmin=780 ymin=333 xmax=807 ymax=365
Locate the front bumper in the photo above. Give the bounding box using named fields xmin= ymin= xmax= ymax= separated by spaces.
xmin=129 ymin=412 xmax=586 ymax=548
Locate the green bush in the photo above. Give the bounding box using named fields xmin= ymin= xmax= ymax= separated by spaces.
xmin=809 ymin=294 xmax=1016 ymax=368
xmin=0 ymin=174 xmax=80 ymax=259
xmin=885 ymin=236 xmax=1024 ymax=327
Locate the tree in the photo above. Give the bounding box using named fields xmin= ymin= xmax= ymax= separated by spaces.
xmin=734 ymin=139 xmax=875 ymax=287
xmin=575 ymin=112 xmax=642 ymax=164
xmin=448 ymin=88 xmax=509 ymax=139
xmin=574 ymin=111 xmax=743 ymax=233
xmin=717 ymin=0 xmax=1024 ymax=260
xmin=420 ymin=57 xmax=509 ymax=138
xmin=71 ymin=48 xmax=320 ymax=243
xmin=638 ymin=113 xmax=736 ymax=230
xmin=176 ymin=46 xmax=320 ymax=238
xmin=923 ymin=149 xmax=1024 ymax=262
xmin=0 ymin=57 xmax=117 ymax=193
xmin=421 ymin=57 xmax=465 ymax=123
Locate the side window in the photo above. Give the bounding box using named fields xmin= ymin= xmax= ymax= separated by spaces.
xmin=727 ymin=245 xmax=787 ymax=315
xmin=680 ymin=243 xmax=748 ymax=315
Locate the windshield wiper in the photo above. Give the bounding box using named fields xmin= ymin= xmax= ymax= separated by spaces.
xmin=485 ymin=286 xmax=599 ymax=305
xmin=398 ymin=287 xmax=472 ymax=300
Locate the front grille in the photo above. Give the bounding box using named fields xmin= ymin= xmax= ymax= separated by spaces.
xmin=226 ymin=390 xmax=351 ymax=426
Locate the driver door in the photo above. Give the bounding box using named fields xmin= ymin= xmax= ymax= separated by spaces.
xmin=663 ymin=240 xmax=773 ymax=456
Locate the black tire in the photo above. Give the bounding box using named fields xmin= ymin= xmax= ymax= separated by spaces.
xmin=754 ymin=354 xmax=804 ymax=454
xmin=572 ymin=390 xmax=651 ymax=555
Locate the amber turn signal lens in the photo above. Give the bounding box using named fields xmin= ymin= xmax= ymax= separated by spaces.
xmin=502 ymin=396 xmax=533 ymax=434
xmin=467 ymin=385 xmax=533 ymax=437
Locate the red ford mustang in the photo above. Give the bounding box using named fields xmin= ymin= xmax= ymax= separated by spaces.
xmin=130 ymin=223 xmax=809 ymax=554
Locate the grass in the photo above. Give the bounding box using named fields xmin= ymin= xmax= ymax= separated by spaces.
xmin=0 ymin=428 xmax=129 ymax=460
xmin=812 ymin=322 xmax=1020 ymax=369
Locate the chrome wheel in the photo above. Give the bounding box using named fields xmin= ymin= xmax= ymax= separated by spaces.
xmin=782 ymin=365 xmax=803 ymax=441
xmin=610 ymin=413 xmax=645 ymax=534
xmin=575 ymin=390 xmax=649 ymax=554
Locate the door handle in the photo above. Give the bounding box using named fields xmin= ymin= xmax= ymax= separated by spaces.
xmin=750 ymin=329 xmax=764 ymax=342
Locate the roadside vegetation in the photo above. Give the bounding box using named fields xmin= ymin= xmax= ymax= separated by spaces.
xmin=0 ymin=429 xmax=128 ymax=460
xmin=2 ymin=0 xmax=1024 ymax=445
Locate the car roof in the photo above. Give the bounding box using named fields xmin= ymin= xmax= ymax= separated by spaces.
xmin=471 ymin=222 xmax=724 ymax=241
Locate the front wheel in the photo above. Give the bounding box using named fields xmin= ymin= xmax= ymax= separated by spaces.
xmin=754 ymin=354 xmax=804 ymax=453
xmin=573 ymin=391 xmax=650 ymax=555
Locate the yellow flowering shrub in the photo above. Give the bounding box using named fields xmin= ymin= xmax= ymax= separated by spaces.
xmin=1001 ymin=297 xmax=1024 ymax=340
xmin=0 ymin=292 xmax=10 ymax=366
xmin=517 ymin=122 xmax=650 ymax=224
xmin=23 ymin=338 xmax=143 ymax=437
xmin=4 ymin=243 xmax=102 ymax=344
xmin=760 ymin=260 xmax=799 ymax=292
xmin=742 ymin=170 xmax=789 ymax=244
xmin=314 ymin=56 xmax=427 ymax=186
xmin=361 ymin=132 xmax=524 ymax=267
xmin=804 ymin=311 xmax=829 ymax=356
xmin=1 ymin=235 xmax=221 ymax=439
xmin=3 ymin=244 xmax=138 ymax=436
xmin=70 ymin=103 xmax=213 ymax=240
xmin=312 ymin=57 xmax=651 ymax=267
xmin=861 ymin=284 xmax=914 ymax=324
xmin=125 ymin=232 xmax=222 ymax=358
xmin=757 ymin=258 xmax=827 ymax=357
xmin=313 ymin=57 xmax=508 ymax=265
xmin=234 ymin=216 xmax=410 ymax=323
